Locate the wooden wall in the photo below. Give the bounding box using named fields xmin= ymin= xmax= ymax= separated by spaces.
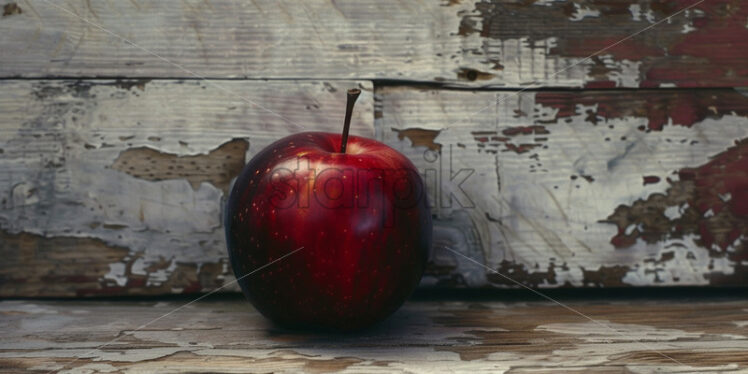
xmin=1 ymin=0 xmax=747 ymax=296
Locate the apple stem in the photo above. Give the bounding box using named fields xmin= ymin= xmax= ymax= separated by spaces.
xmin=340 ymin=88 xmax=361 ymax=153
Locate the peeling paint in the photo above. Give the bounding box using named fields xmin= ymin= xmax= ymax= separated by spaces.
xmin=0 ymin=229 xmax=129 ymax=297
xmin=113 ymin=79 xmax=151 ymax=91
xmin=379 ymin=86 xmax=748 ymax=287
xmin=643 ymin=175 xmax=661 ymax=185
xmin=2 ymin=3 xmax=21 ymax=17
xmin=604 ymin=139 xmax=747 ymax=254
xmin=457 ymin=0 xmax=748 ymax=87
xmin=628 ymin=4 xmax=655 ymax=24
xmin=602 ymin=139 xmax=748 ymax=285
xmin=535 ymin=90 xmax=748 ymax=130
xmin=581 ymin=265 xmax=630 ymax=287
xmin=111 ymin=138 xmax=249 ymax=194
xmin=391 ymin=128 xmax=442 ymax=152
xmin=470 ymin=129 xmax=545 ymax=155
xmin=486 ymin=260 xmax=559 ymax=288
xmin=568 ymin=3 xmax=600 ymax=22
xmin=0 ymin=1 xmax=747 ymax=88
xmin=5 ymin=299 xmax=748 ymax=372
xmin=0 ymin=79 xmax=374 ymax=297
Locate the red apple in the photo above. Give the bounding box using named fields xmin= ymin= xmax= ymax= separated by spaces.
xmin=225 ymin=89 xmax=431 ymax=330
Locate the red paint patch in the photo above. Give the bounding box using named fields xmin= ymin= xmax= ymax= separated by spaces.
xmin=182 ymin=280 xmax=203 ymax=294
xmin=643 ymin=176 xmax=661 ymax=185
xmin=732 ymin=188 xmax=748 ymax=217
xmin=471 ymin=130 xmax=545 ymax=154
xmin=504 ymin=143 xmax=540 ymax=154
xmin=584 ymin=81 xmax=617 ymax=89
xmin=535 ymin=90 xmax=748 ymax=130
xmin=682 ymin=138 xmax=748 ymax=221
xmin=605 ymin=138 xmax=748 ymax=257
xmin=41 ymin=275 xmax=99 ymax=283
xmin=611 ymin=232 xmax=637 ymax=248
xmin=641 ymin=0 xmax=748 ymax=87
xmin=126 ymin=278 xmax=147 ymax=288
xmin=561 ymin=37 xmax=664 ymax=61
xmin=502 ymin=126 xmax=549 ymax=136
xmin=461 ymin=0 xmax=748 ymax=87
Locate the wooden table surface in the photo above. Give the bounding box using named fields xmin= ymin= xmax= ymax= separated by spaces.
xmin=2 ymin=293 xmax=748 ymax=373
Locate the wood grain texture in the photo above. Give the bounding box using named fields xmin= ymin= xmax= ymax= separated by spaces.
xmin=0 ymin=79 xmax=374 ymax=297
xmin=1 ymin=297 xmax=747 ymax=373
xmin=3 ymin=80 xmax=748 ymax=296
xmin=377 ymin=86 xmax=748 ymax=288
xmin=1 ymin=0 xmax=747 ymax=87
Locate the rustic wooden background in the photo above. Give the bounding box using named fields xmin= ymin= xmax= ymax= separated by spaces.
xmin=1 ymin=0 xmax=747 ymax=297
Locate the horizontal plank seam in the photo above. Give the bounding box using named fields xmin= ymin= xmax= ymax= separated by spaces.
xmin=0 ymin=77 xmax=744 ymax=93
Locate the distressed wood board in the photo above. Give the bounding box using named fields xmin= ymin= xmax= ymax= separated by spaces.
xmin=377 ymin=86 xmax=748 ymax=288
xmin=1 ymin=0 xmax=747 ymax=87
xmin=0 ymin=79 xmax=374 ymax=297
xmin=2 ymin=80 xmax=748 ymax=297
xmin=1 ymin=297 xmax=748 ymax=373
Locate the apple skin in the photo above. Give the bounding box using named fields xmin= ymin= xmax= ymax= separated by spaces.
xmin=225 ymin=131 xmax=431 ymax=330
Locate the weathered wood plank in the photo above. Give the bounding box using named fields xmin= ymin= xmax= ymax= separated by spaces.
xmin=377 ymin=86 xmax=748 ymax=288
xmin=3 ymin=81 xmax=748 ymax=297
xmin=0 ymin=79 xmax=374 ymax=297
xmin=1 ymin=298 xmax=747 ymax=373
xmin=1 ymin=0 xmax=746 ymax=87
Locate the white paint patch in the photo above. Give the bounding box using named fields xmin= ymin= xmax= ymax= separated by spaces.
xmin=534 ymin=0 xmax=565 ymax=6
xmin=147 ymin=258 xmax=178 ymax=287
xmin=644 ymin=9 xmax=656 ymax=23
xmin=629 ymin=4 xmax=642 ymax=21
xmin=131 ymin=257 xmax=147 ymax=276
xmin=621 ymin=235 xmax=736 ymax=286
xmin=71 ymin=347 xmax=196 ymax=363
xmin=726 ymin=236 xmax=744 ymax=253
xmin=104 ymin=262 xmax=128 ymax=287
xmin=537 ymin=321 xmax=702 ymax=342
xmin=569 ymin=3 xmax=600 ymax=22
xmin=663 ymin=204 xmax=684 ymax=220
xmin=600 ymin=57 xmax=642 ymax=87
xmin=629 ymin=4 xmax=656 ymax=23
xmin=734 ymin=321 xmax=748 ymax=328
